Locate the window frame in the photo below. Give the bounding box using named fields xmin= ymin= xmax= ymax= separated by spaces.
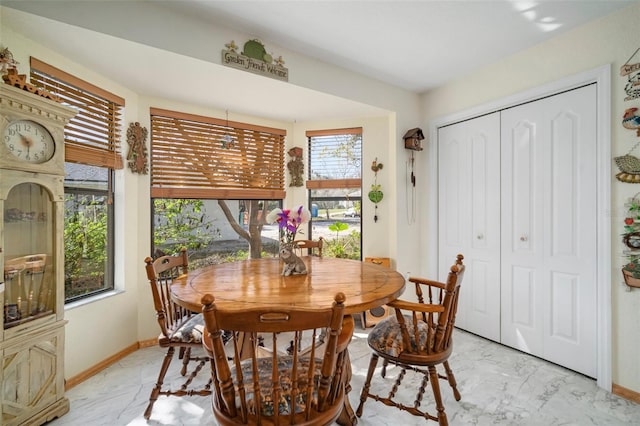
xmin=63 ymin=174 xmax=115 ymax=303
xmin=30 ymin=58 xmax=123 ymax=303
xmin=306 ymin=128 xmax=363 ymax=258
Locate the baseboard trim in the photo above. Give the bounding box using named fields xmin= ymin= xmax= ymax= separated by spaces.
xmin=65 ymin=342 xmax=143 ymax=390
xmin=612 ymin=383 xmax=640 ymax=404
xmin=139 ymin=338 xmax=157 ymax=348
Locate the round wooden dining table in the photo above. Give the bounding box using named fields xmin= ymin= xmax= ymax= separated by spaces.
xmin=170 ymin=256 xmax=406 ymax=314
xmin=170 ymin=256 xmax=405 ymax=426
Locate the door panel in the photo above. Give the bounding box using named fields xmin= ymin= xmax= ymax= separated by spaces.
xmin=501 ymin=116 xmax=544 ymax=354
xmin=438 ymin=112 xmax=500 ymax=341
xmin=550 ymin=271 xmax=578 ymax=341
xmin=501 ymin=84 xmax=597 ymax=377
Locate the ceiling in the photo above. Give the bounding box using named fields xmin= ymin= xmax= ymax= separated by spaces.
xmin=1 ymin=1 xmax=635 ymax=122
xmin=159 ymin=0 xmax=634 ymax=92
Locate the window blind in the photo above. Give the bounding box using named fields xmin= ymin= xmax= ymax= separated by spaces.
xmin=150 ymin=108 xmax=286 ymax=199
xmin=30 ymin=58 xmax=124 ymax=169
xmin=306 ymin=128 xmax=362 ymax=190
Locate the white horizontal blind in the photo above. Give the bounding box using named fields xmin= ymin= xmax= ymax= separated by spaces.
xmin=307 ymin=128 xmax=362 ymax=189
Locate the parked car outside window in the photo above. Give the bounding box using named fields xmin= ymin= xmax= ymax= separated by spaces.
xmin=343 ymin=207 xmax=360 ymax=217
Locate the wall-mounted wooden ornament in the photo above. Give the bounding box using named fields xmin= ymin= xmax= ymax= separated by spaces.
xmin=126 ymin=122 xmax=148 ymax=174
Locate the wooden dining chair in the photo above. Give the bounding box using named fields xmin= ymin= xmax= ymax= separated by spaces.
xmin=293 ymin=237 xmax=324 ymax=257
xmin=201 ymin=291 xmax=353 ymax=426
xmin=356 ymin=254 xmax=465 ymax=425
xmin=143 ymin=248 xmax=212 ymax=420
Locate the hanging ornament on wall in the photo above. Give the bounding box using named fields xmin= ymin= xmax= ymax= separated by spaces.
xmin=621 ymin=47 xmax=640 ymax=102
xmin=615 ymin=108 xmax=640 ymax=183
xmin=368 ymin=158 xmax=384 ymax=222
xmin=287 ymin=146 xmax=304 ymax=187
xmin=126 ymin=122 xmax=148 ymax=174
xmin=221 ymin=110 xmax=234 ymax=149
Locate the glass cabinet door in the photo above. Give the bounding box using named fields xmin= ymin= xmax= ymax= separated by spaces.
xmin=3 ymin=182 xmax=54 ymax=328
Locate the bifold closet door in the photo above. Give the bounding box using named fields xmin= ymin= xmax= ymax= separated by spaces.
xmin=438 ymin=112 xmax=501 ymax=341
xmin=500 ymin=84 xmax=597 ymax=377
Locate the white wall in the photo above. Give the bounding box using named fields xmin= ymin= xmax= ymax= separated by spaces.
xmin=419 ymin=3 xmax=640 ymax=393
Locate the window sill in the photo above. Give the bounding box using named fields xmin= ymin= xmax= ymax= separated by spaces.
xmin=64 ymin=289 xmax=125 ymax=311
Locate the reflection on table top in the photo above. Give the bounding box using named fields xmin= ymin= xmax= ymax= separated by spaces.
xmin=171 ymin=256 xmax=405 ymax=315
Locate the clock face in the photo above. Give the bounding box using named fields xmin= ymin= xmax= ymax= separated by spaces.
xmin=3 ymin=120 xmax=55 ymax=164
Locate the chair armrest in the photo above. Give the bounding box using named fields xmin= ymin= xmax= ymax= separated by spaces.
xmin=408 ymin=276 xmax=446 ymax=290
xmin=387 ymin=299 xmax=445 ymax=314
xmin=202 ymin=329 xmax=213 ymax=357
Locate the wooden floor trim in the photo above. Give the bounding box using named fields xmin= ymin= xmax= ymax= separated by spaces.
xmin=65 ymin=340 xmax=155 ymax=390
xmin=612 ymin=383 xmax=640 ymax=404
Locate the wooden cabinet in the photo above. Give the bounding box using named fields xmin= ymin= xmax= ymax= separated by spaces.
xmin=1 ymin=84 xmax=75 ymax=425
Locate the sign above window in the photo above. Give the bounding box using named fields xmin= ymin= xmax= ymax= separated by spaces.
xmin=222 ymin=39 xmax=289 ymax=82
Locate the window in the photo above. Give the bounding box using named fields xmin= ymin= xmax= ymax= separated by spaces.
xmin=63 ymin=164 xmax=113 ymax=302
xmin=31 ymin=58 xmax=123 ymax=302
xmin=306 ymin=128 xmax=362 ymax=259
xmin=149 ymin=109 xmax=286 ymax=262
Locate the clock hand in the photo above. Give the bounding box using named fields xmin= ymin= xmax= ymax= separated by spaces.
xmin=18 ymin=133 xmax=33 ymax=147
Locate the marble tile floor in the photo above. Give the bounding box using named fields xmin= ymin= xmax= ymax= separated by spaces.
xmin=46 ymin=328 xmax=640 ymax=426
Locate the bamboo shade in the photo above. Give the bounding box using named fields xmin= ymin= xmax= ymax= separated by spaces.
xmin=150 ymin=109 xmax=286 ymax=200
xmin=30 ymin=57 xmax=124 ymax=169
xmin=306 ymin=128 xmax=362 ymax=189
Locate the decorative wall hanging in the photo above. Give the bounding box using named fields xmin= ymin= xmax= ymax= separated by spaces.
xmin=621 ymin=47 xmax=640 ymax=102
xmin=615 ymin=108 xmax=640 ymax=183
xmin=622 ymin=107 xmax=640 ymax=136
xmin=621 ymin=194 xmax=640 ymax=288
xmin=287 ymin=146 xmax=304 ymax=187
xmin=403 ymin=127 xmax=424 ymax=151
xmin=126 ymin=122 xmax=148 ymax=174
xmin=403 ymin=129 xmax=423 ymax=224
xmin=368 ymin=158 xmax=384 ymax=222
xmin=220 ymin=110 xmax=234 ymax=149
xmin=222 ymin=39 xmax=289 ymax=81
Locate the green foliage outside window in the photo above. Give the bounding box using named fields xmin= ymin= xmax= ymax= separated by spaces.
xmin=64 ymin=193 xmax=108 ymax=300
xmin=153 ymin=199 xmax=220 ymax=255
xmin=326 ymin=221 xmax=360 ymax=259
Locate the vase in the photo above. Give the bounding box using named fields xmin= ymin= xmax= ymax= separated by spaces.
xmin=622 ymin=269 xmax=640 ymax=288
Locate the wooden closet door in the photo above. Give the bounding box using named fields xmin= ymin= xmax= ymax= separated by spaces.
xmin=438 ymin=112 xmax=501 ymax=341
xmin=500 ymin=84 xmax=597 ymax=377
